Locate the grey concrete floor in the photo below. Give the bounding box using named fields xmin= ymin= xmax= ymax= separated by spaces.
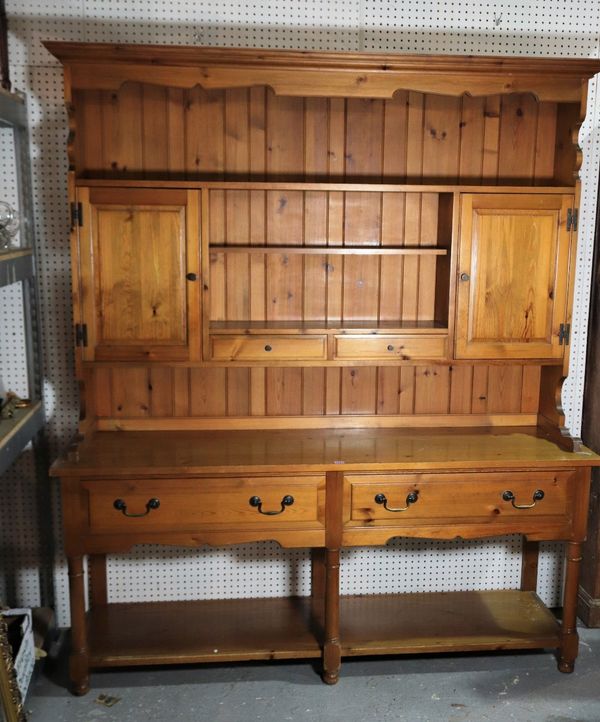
xmin=25 ymin=627 xmax=600 ymax=722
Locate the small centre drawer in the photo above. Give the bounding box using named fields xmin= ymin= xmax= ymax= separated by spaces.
xmin=210 ymin=335 xmax=327 ymax=361
xmin=334 ymin=335 xmax=447 ymax=360
xmin=84 ymin=475 xmax=325 ymax=533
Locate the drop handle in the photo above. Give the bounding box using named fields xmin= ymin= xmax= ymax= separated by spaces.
xmin=113 ymin=498 xmax=161 ymax=517
xmin=460 ymin=272 xmax=470 ymax=282
xmin=249 ymin=495 xmax=294 ymax=515
xmin=502 ymin=489 xmax=545 ymax=509
xmin=374 ymin=491 xmax=419 ymax=512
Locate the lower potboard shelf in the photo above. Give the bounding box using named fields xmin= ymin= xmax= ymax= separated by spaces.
xmin=88 ymin=597 xmax=322 ymax=666
xmin=87 ymin=590 xmax=561 ymax=668
xmin=339 ymin=590 xmax=560 ymax=656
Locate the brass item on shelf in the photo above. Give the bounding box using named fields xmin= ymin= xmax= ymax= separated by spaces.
xmin=0 ymin=394 xmax=31 ymax=419
xmin=0 ymin=614 xmax=25 ymax=722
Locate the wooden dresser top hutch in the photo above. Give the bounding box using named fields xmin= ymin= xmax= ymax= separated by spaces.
xmin=46 ymin=41 xmax=600 ymax=694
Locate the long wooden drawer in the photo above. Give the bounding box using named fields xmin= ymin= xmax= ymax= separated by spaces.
xmin=344 ymin=471 xmax=576 ymax=540
xmin=210 ymin=335 xmax=327 ymax=361
xmin=334 ymin=335 xmax=447 ymax=360
xmin=83 ymin=476 xmax=325 ymax=533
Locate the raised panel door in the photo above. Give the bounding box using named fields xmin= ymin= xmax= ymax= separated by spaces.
xmin=455 ymin=194 xmax=573 ymax=359
xmin=77 ymin=187 xmax=201 ymax=361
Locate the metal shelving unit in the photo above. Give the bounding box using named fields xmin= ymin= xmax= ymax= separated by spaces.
xmin=0 ymin=89 xmax=44 ymax=476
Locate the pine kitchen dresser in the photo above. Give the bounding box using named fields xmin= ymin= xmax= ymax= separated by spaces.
xmin=45 ymin=41 xmax=600 ymax=694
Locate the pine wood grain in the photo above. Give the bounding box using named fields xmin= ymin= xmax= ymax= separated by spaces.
xmin=52 ymin=428 xmax=600 ymax=477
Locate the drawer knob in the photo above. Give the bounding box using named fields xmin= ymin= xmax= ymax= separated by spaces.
xmin=501 ymin=489 xmax=545 ymax=509
xmin=113 ymin=497 xmax=161 ymax=517
xmin=374 ymin=491 xmax=419 ymax=512
xmin=249 ymin=494 xmax=294 ymax=515
xmin=264 ymin=345 xmax=273 ymax=352
xmin=460 ymin=272 xmax=470 ymax=282
xmin=387 ymin=345 xmax=394 ymax=351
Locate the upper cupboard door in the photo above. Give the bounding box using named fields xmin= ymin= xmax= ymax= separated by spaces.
xmin=455 ymin=194 xmax=573 ymax=360
xmin=78 ymin=188 xmax=201 ymax=362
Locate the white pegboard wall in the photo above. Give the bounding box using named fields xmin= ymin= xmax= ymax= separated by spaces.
xmin=361 ymin=1 xmax=600 ymax=57
xmin=105 ymin=538 xmax=565 ymax=608
xmin=564 ymin=74 xmax=600 ymax=437
xmin=107 ymin=543 xmax=312 ymax=602
xmin=3 ymin=1 xmax=598 ymax=626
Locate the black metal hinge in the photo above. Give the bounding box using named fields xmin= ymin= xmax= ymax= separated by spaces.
xmin=75 ymin=323 xmax=88 ymax=347
xmin=566 ymin=207 xmax=578 ymax=232
xmin=558 ymin=323 xmax=571 ymax=345
xmin=70 ymin=201 xmax=83 ymax=228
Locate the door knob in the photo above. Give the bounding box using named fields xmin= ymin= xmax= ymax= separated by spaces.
xmin=460 ymin=272 xmax=470 ymax=282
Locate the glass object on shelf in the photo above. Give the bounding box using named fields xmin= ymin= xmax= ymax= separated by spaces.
xmin=0 ymin=202 xmax=20 ymax=250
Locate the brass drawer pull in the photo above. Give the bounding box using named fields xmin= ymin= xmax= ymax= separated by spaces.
xmin=374 ymin=491 xmax=419 ymax=512
xmin=249 ymin=494 xmax=294 ymax=515
xmin=113 ymin=498 xmax=161 ymax=517
xmin=502 ymin=489 xmax=545 ymax=509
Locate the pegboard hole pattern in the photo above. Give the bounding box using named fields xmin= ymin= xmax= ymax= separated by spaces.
xmin=0 ymin=284 xmax=29 ymax=399
xmin=104 ymin=538 xmax=564 ymax=609
xmin=106 ymin=543 xmax=311 ymax=602
xmin=2 ymin=1 xmax=598 ymax=627
xmin=0 ymin=451 xmax=43 ymax=607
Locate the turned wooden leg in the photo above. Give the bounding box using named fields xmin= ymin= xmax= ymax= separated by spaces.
xmin=68 ymin=555 xmax=90 ymax=695
xmin=558 ymin=541 xmax=583 ymax=673
xmin=322 ymin=548 xmax=341 ymax=685
xmin=520 ymin=539 xmax=539 ymax=591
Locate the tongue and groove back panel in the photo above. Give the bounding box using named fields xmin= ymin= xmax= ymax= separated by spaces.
xmin=72 ymin=86 xmax=576 ymax=183
xmin=71 ymin=85 xmax=577 ymax=430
